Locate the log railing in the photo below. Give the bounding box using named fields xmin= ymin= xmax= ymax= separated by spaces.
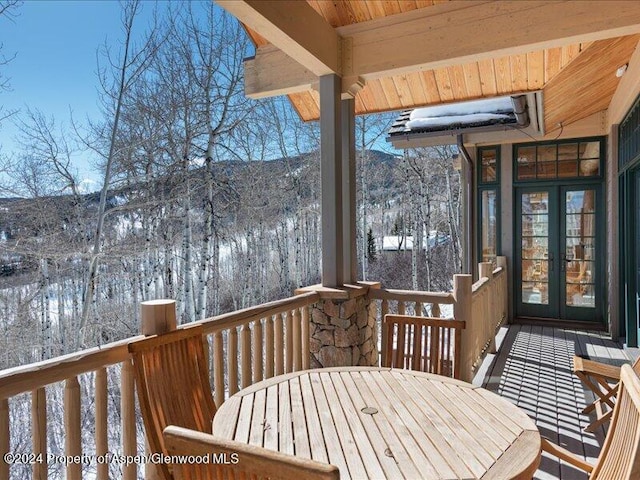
xmin=0 ymin=258 xmax=509 ymax=478
xmin=367 ymin=287 xmax=455 ymax=366
xmin=462 ymin=258 xmax=508 ymax=381
xmin=0 ymin=291 xmax=318 ymax=480
xmin=368 ymin=256 xmax=508 ymax=382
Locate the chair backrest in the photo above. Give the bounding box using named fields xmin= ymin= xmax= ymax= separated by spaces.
xmin=128 ymin=325 xmax=217 ymax=480
xmin=632 ymin=356 xmax=640 ymax=375
xmin=591 ymin=363 xmax=640 ymax=479
xmin=382 ymin=314 xmax=465 ymax=379
xmin=163 ymin=425 xmax=341 ymax=480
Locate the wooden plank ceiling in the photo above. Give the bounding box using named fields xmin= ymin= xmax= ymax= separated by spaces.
xmin=242 ymin=1 xmax=637 ymax=133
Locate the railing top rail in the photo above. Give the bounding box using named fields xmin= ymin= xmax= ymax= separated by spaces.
xmin=473 ymin=265 xmax=504 ymax=294
xmin=0 ymin=291 xmax=321 ymax=400
xmin=368 ymin=288 xmax=455 ymax=304
xmin=197 ymin=291 xmax=320 ymax=334
xmin=472 ymin=277 xmax=490 ymax=294
xmin=0 ymin=336 xmax=142 ymax=400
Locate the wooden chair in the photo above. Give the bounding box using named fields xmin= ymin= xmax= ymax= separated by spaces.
xmin=573 ymin=355 xmax=640 ymax=432
xmin=382 ymin=314 xmax=465 ymax=379
xmin=163 ymin=425 xmax=341 ymax=480
xmin=128 ymin=325 xmax=217 ymax=480
xmin=542 ymin=363 xmax=640 ymax=478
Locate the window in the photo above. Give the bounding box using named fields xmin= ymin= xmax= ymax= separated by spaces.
xmin=477 ymin=146 xmax=500 ymax=264
xmin=620 ymin=94 xmax=640 ymax=170
xmin=515 ymin=139 xmax=603 ymax=181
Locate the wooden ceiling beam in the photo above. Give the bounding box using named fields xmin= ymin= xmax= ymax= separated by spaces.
xmin=217 ymin=0 xmax=340 ymax=76
xmin=342 ymin=0 xmax=640 ymax=78
xmin=245 ymin=45 xmax=317 ymax=98
xmin=238 ymin=0 xmax=640 ymax=99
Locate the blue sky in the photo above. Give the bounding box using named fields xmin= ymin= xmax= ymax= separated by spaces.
xmin=0 ymin=0 xmax=163 ymax=180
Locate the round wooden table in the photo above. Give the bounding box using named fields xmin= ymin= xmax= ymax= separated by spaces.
xmin=213 ymin=367 xmax=541 ymax=479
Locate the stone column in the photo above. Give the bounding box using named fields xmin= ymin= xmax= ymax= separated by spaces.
xmin=297 ymin=283 xmax=379 ymax=368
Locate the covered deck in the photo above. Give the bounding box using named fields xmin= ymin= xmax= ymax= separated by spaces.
xmin=0 ymin=260 xmax=635 ymax=479
xmin=3 ymin=1 xmax=640 ymax=478
xmin=482 ymin=325 xmax=633 ymax=479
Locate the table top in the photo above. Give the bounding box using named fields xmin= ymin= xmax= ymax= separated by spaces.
xmin=212 ymin=367 xmax=541 ymax=480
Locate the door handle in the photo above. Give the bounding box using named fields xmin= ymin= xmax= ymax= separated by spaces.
xmin=560 ymin=253 xmax=572 ymax=271
xmin=548 ymin=253 xmax=554 ymax=272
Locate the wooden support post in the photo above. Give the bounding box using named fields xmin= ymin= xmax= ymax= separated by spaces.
xmin=479 ymin=262 xmax=496 ymax=353
xmin=32 ymin=388 xmax=47 ymax=480
xmin=64 ymin=377 xmax=82 ymax=480
xmin=95 ymin=369 xmax=108 ymax=480
xmin=453 ymin=274 xmax=473 ymax=382
xmin=320 ymin=74 xmax=344 ymax=287
xmin=141 ymin=299 xmax=177 ymax=335
xmin=0 ymin=398 xmax=9 ymax=480
xmin=342 ymin=97 xmax=357 ymax=284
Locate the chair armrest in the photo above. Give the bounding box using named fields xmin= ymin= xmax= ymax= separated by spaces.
xmin=541 ymin=438 xmax=594 ymax=473
xmin=573 ymin=355 xmax=622 ymax=380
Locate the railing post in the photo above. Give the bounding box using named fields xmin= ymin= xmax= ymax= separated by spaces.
xmin=141 ymin=299 xmax=177 ymax=335
xmin=64 ymin=377 xmax=82 ymax=480
xmin=95 ymin=368 xmax=109 ymax=480
xmin=453 ymin=274 xmax=473 ymax=382
xmin=479 ymin=262 xmax=496 ymax=354
xmin=32 ymin=387 xmax=47 ymax=480
xmin=0 ymin=398 xmax=8 ymax=480
xmin=497 ymin=256 xmax=508 ymax=325
xmin=121 ymin=359 xmax=137 ymax=480
xmin=213 ymin=332 xmax=224 ymax=408
xmin=301 ymin=306 xmax=310 ymax=370
xmin=140 ymin=300 xmax=176 ymax=480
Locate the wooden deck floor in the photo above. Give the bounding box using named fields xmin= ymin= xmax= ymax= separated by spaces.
xmin=479 ymin=324 xmax=633 ymax=480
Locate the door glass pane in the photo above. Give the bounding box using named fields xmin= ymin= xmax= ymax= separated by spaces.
xmin=522 ymin=192 xmax=549 ymax=305
xmin=565 ymin=189 xmax=596 ymax=308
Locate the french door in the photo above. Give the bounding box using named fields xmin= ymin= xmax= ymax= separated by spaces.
xmin=515 ymin=184 xmax=603 ymax=322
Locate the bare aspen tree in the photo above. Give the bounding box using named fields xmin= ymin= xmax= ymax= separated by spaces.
xmin=0 ymin=0 xmax=20 ymax=125
xmin=78 ymin=0 xmax=161 ymax=345
xmin=355 ymin=113 xmax=395 ymax=280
